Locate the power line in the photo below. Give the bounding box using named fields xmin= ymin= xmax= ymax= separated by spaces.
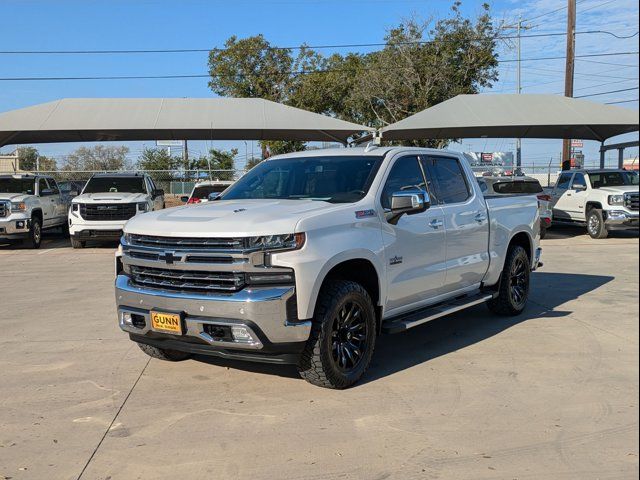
xmin=605 ymin=98 xmax=639 ymax=104
xmin=574 ymin=87 xmax=638 ymax=98
xmin=0 ymin=30 xmax=636 ymax=55
xmin=1 ymin=51 xmax=637 ymax=82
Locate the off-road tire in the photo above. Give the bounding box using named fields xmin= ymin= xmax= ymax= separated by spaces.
xmin=487 ymin=245 xmax=530 ymax=316
xmin=24 ymin=217 xmax=42 ymax=249
xmin=298 ymin=280 xmax=376 ymax=389
xmin=137 ymin=342 xmax=191 ymax=361
xmin=586 ymin=208 xmax=608 ymax=239
xmin=70 ymin=237 xmax=86 ymax=249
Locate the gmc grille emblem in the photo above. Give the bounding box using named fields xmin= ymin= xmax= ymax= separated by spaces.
xmin=158 ymin=251 xmax=183 ymax=264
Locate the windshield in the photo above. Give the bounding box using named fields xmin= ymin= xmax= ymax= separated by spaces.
xmin=192 ymin=185 xmax=229 ymax=200
xmin=83 ymin=177 xmax=146 ymax=194
xmin=589 ymin=171 xmax=639 ymax=189
xmin=0 ymin=178 xmax=35 ymax=195
xmin=221 ymin=156 xmax=383 ymax=203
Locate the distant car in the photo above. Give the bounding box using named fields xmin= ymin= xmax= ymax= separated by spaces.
xmin=181 ymin=180 xmax=234 ymax=204
xmin=477 ymin=176 xmax=552 ymax=239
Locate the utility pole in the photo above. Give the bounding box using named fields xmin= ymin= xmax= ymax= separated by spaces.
xmin=183 ymin=140 xmax=189 ymax=173
xmin=516 ymin=15 xmax=522 ymax=169
xmin=562 ymin=0 xmax=576 ymax=170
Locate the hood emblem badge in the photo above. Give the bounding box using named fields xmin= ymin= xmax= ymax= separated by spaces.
xmin=158 ymin=251 xmax=183 ymax=265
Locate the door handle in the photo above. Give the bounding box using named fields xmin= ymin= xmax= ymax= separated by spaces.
xmin=429 ymin=219 xmax=444 ymax=229
xmin=474 ymin=213 xmax=487 ymax=223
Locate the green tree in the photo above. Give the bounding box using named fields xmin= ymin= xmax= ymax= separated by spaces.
xmin=17 ymin=146 xmax=57 ymax=171
xmin=190 ymin=148 xmax=238 ymax=180
xmin=208 ymin=2 xmax=500 ymax=148
xmin=62 ymin=145 xmax=130 ymax=171
xmin=245 ymin=157 xmax=263 ymax=171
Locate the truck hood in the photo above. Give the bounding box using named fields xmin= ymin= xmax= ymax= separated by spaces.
xmin=0 ymin=193 xmax=33 ymax=202
xmin=595 ymin=185 xmax=639 ymax=194
xmin=73 ymin=192 xmax=148 ymax=204
xmin=124 ymin=199 xmax=343 ymax=237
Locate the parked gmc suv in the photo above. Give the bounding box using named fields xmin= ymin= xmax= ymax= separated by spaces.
xmin=115 ymin=147 xmax=542 ymax=388
xmin=69 ymin=172 xmax=164 ymax=248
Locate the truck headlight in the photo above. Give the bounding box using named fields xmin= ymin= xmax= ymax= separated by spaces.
xmin=137 ymin=202 xmax=148 ymax=212
xmin=11 ymin=202 xmax=26 ymax=212
xmin=247 ymin=233 xmax=305 ymax=251
xmin=608 ymin=195 xmax=624 ymax=206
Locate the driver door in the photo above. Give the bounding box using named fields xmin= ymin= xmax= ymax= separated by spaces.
xmin=566 ymin=173 xmax=589 ymax=220
xmin=380 ymin=155 xmax=447 ymax=316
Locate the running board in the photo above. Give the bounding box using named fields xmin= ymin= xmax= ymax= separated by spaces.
xmin=382 ymin=292 xmax=495 ymax=334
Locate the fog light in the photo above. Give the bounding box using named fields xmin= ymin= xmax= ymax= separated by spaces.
xmin=121 ymin=312 xmax=133 ymax=326
xmin=231 ymin=326 xmax=254 ymax=343
xmin=16 ymin=221 xmax=25 ymax=229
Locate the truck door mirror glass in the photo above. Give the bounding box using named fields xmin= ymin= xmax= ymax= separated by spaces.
xmin=208 ymin=192 xmax=221 ymax=201
xmin=180 ymin=196 xmax=189 ymax=203
xmin=153 ymin=189 xmax=164 ymax=198
xmin=388 ymin=190 xmax=430 ymax=224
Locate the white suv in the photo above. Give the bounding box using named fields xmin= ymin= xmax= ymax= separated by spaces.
xmin=69 ymin=173 xmax=164 ymax=248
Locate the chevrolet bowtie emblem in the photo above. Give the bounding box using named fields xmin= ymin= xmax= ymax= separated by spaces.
xmin=158 ymin=251 xmax=182 ymax=264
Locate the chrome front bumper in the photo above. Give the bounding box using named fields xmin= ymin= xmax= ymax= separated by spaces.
xmin=0 ymin=215 xmax=30 ymax=238
xmin=605 ymin=210 xmax=639 ymax=230
xmin=115 ymin=275 xmax=311 ymax=351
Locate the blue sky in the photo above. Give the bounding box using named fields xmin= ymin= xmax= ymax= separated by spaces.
xmin=1 ymin=0 xmax=638 ymax=170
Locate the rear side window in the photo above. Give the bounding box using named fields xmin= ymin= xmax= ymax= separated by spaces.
xmin=556 ymin=173 xmax=573 ymax=190
xmin=493 ymin=181 xmax=543 ymax=194
xmin=423 ymin=156 xmax=470 ymax=204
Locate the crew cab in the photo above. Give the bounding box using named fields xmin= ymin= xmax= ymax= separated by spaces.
xmin=69 ymin=172 xmax=164 ymax=248
xmin=115 ymin=147 xmax=542 ymax=389
xmin=0 ymin=174 xmax=70 ymax=248
xmin=549 ymin=169 xmax=639 ymax=239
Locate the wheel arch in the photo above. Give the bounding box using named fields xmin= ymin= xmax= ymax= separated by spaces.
xmin=310 ymin=252 xmax=384 ymax=329
xmin=31 ymin=208 xmax=43 ymax=223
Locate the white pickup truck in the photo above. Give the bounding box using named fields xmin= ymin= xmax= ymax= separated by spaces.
xmin=115 ymin=147 xmax=542 ymax=388
xmin=0 ymin=174 xmax=70 ymax=248
xmin=69 ymin=172 xmax=165 ymax=248
xmin=549 ymin=169 xmax=639 ymax=239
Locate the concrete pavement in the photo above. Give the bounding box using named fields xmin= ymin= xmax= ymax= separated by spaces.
xmin=1 ymin=227 xmax=638 ymax=480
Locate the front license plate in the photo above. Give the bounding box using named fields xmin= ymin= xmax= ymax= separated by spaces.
xmin=151 ymin=311 xmax=183 ymax=335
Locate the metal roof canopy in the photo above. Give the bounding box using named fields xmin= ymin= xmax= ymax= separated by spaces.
xmin=379 ymin=94 xmax=639 ymax=142
xmin=0 ymin=97 xmax=373 ymax=147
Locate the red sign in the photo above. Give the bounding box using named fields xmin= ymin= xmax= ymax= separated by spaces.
xmin=481 ymin=153 xmax=493 ymax=162
xmin=571 ymin=139 xmax=583 ymax=148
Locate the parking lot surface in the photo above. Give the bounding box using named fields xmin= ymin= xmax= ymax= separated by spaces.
xmin=1 ymin=227 xmax=638 ymax=480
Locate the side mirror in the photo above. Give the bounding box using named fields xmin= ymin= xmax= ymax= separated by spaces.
xmin=69 ymin=190 xmax=79 ymax=197
xmin=388 ymin=190 xmax=430 ymax=225
xmin=573 ymin=184 xmax=587 ymax=191
xmin=180 ymin=196 xmax=189 ymax=203
xmin=208 ymin=192 xmax=221 ymax=201
xmin=153 ymin=189 xmax=164 ymax=198
xmin=40 ymin=188 xmax=54 ymax=197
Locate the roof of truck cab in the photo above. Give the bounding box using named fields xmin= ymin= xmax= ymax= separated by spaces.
xmin=571 ymin=169 xmax=633 ymax=175
xmin=268 ymin=146 xmax=462 ymax=160
xmin=90 ymin=172 xmax=146 ymax=177
xmin=479 ymin=176 xmax=540 ymax=183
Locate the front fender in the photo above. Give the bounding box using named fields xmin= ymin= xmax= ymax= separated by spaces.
xmin=270 ymin=224 xmax=385 ymax=320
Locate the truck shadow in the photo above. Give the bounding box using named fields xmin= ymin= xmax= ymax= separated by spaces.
xmin=361 ymin=271 xmax=614 ymax=385
xmin=192 ymin=271 xmax=614 ymax=384
xmin=546 ymin=224 xmax=639 ymax=240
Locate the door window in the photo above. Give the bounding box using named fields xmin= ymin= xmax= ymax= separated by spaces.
xmin=555 ymin=173 xmax=573 ymax=191
xmin=38 ymin=178 xmax=49 ymax=196
xmin=571 ymin=173 xmax=587 ymax=190
xmin=380 ymin=156 xmax=426 ymax=210
xmin=47 ymin=178 xmax=60 ymax=194
xmin=422 ymin=156 xmax=470 ymax=204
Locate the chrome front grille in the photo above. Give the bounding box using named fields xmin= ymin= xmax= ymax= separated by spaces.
xmin=129 ymin=265 xmax=245 ymax=293
xmin=624 ymin=192 xmax=639 ymax=211
xmin=0 ymin=201 xmax=8 ymax=218
xmin=80 ymin=203 xmax=137 ymax=221
xmin=127 ymin=234 xmax=245 ymax=251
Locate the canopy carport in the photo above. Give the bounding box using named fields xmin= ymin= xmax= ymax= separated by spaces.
xmin=377 ymin=94 xmax=639 ymax=168
xmin=0 ymin=97 xmax=373 ymax=147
